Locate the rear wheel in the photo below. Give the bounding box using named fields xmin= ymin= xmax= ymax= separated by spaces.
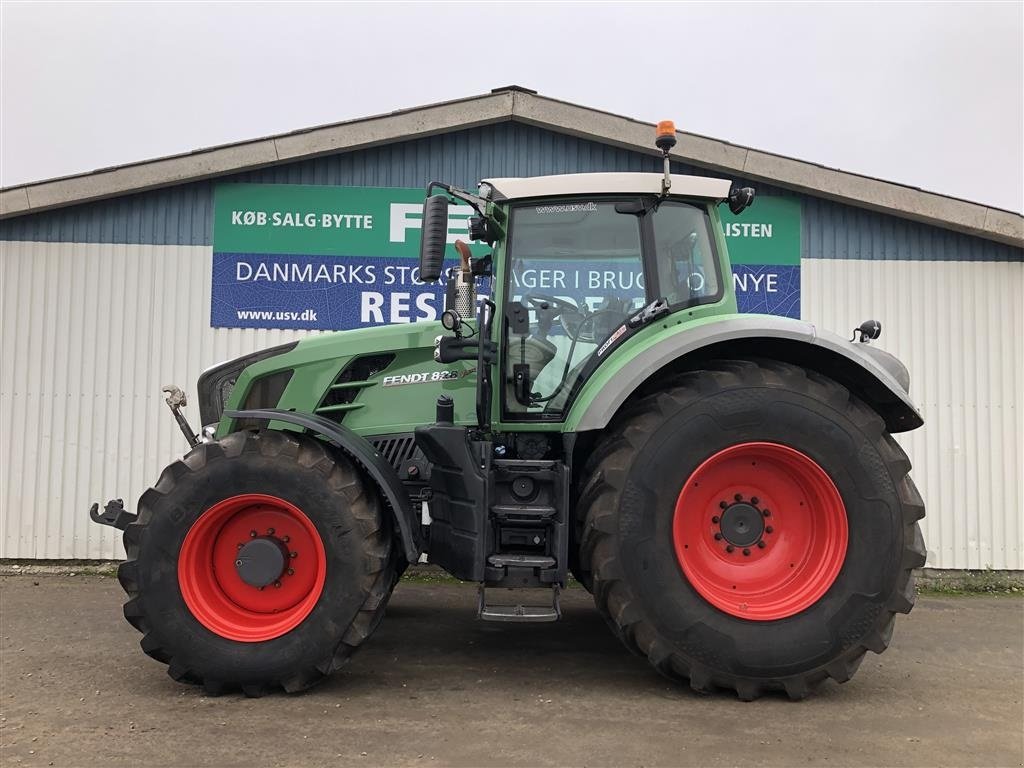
xmin=118 ymin=429 xmax=398 ymax=696
xmin=577 ymin=359 xmax=926 ymax=699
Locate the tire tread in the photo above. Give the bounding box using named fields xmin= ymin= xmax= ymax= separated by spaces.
xmin=116 ymin=429 xmax=399 ymax=696
xmin=578 ymin=358 xmax=924 ymax=699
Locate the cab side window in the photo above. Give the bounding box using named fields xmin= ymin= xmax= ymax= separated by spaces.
xmin=651 ymin=202 xmax=719 ymax=307
xmin=504 ymin=201 xmax=646 ymax=417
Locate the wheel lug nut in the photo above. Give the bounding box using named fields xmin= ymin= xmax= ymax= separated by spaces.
xmin=267 ymin=528 xmax=275 ymax=535
xmin=237 ymin=543 xmax=244 ymax=550
xmin=765 ymin=526 xmax=774 ymax=534
xmin=290 ymin=551 xmax=298 ymax=559
xmin=712 ymin=516 xmax=720 ymax=524
xmin=250 ymin=530 xmax=257 ymax=538
xmin=274 ymin=580 xmax=282 ymax=588
xmin=757 ymin=541 xmax=766 ymax=549
xmin=714 ymin=533 xmax=723 ymax=540
xmin=763 ymin=509 xmax=771 ymax=517
xmin=282 ymin=536 xmax=290 ymax=543
xmin=742 ymin=548 xmax=750 ymax=556
xmin=734 ymin=493 xmax=743 ymax=502
xmin=726 ymin=545 xmax=735 ymax=553
xmin=719 ymin=501 xmax=728 ymax=509
xmin=287 ymin=568 xmax=294 ymax=576
xmin=750 ymin=497 xmax=759 ymax=505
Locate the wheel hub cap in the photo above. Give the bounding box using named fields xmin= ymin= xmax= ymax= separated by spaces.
xmin=719 ymin=502 xmax=764 ymax=547
xmin=235 ymin=536 xmax=289 ymax=588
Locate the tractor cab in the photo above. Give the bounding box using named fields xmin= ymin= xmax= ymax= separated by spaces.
xmin=420 ymin=169 xmax=755 ymax=426
xmin=411 ymin=127 xmax=757 ymax=616
xmin=490 ymin=176 xmax=732 ymax=419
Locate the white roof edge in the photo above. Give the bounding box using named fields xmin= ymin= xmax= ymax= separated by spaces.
xmin=482 ymin=172 xmax=731 ymax=201
xmin=1 ymin=86 xmax=1020 ymax=247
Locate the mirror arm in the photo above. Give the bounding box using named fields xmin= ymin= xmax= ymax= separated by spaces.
xmin=425 ymin=180 xmax=488 ymax=216
xmin=471 ymin=253 xmax=492 ymax=277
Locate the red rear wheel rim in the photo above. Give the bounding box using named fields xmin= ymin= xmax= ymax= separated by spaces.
xmin=178 ymin=493 xmax=327 ymax=642
xmin=673 ymin=442 xmax=848 ymax=621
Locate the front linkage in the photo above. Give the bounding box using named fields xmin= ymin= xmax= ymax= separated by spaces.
xmin=91 ymin=384 xmax=195 ymax=532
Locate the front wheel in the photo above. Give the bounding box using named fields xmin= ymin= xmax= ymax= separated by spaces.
xmin=117 ymin=430 xmax=398 ymax=696
xmin=578 ymin=359 xmax=926 ymax=699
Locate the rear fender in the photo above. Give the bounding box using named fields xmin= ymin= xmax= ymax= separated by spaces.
xmin=565 ymin=314 xmax=923 ymax=434
xmin=224 ymin=409 xmax=422 ymax=563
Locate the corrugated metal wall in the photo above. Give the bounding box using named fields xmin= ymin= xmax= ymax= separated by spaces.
xmin=3 ymin=241 xmax=1021 ymax=567
xmin=0 ymin=124 xmax=674 ymax=246
xmin=803 ymin=259 xmax=1023 ymax=570
xmin=0 ymin=241 xmax=310 ymax=559
xmin=5 ymin=123 xmax=1020 ymax=263
xmin=1 ymin=121 xmax=1021 ymax=565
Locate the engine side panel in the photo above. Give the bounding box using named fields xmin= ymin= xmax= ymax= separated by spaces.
xmin=216 ymin=321 xmax=479 ymax=439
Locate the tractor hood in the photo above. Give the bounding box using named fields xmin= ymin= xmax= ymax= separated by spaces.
xmin=211 ymin=320 xmax=479 ymax=439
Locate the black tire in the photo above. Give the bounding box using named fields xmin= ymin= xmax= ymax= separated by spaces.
xmin=577 ymin=359 xmax=926 ymax=700
xmin=117 ymin=429 xmax=399 ymax=696
xmin=568 ymin=528 xmax=594 ymax=593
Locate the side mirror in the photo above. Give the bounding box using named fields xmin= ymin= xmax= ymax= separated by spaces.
xmin=418 ymin=194 xmax=450 ymax=282
xmin=727 ymin=187 xmax=756 ymax=215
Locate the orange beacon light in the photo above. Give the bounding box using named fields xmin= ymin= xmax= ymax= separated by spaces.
xmin=655 ymin=121 xmax=677 ymax=151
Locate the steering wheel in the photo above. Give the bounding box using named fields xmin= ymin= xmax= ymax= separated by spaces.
xmin=524 ymin=294 xmax=580 ymax=316
xmin=524 ymin=294 xmax=584 ymax=340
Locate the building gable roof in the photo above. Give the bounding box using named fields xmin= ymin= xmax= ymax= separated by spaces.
xmin=1 ymin=86 xmax=1021 ymax=247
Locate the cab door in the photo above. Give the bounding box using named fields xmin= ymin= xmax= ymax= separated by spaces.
xmin=498 ymin=196 xmax=725 ymax=423
xmin=499 ymin=198 xmax=650 ymax=421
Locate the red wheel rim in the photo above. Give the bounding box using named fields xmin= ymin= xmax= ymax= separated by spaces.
xmin=673 ymin=442 xmax=848 ymax=621
xmin=178 ymin=493 xmax=326 ymax=642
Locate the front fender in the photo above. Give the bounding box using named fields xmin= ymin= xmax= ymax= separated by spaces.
xmin=565 ymin=314 xmax=923 ymax=434
xmin=224 ymin=408 xmax=422 ymax=563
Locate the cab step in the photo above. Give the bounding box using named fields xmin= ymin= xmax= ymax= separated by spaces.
xmin=477 ymin=584 xmax=561 ymax=623
xmin=486 ymin=554 xmax=555 ymax=569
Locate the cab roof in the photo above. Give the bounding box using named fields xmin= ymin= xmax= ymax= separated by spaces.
xmin=481 ymin=172 xmax=732 ymax=202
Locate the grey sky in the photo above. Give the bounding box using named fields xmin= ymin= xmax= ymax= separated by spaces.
xmin=2 ymin=1 xmax=1022 ymax=212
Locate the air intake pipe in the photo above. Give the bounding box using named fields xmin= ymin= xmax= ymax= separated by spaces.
xmin=450 ymin=240 xmax=476 ymax=319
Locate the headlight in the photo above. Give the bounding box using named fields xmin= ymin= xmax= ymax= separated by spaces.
xmin=197 ymin=342 xmax=297 ymax=425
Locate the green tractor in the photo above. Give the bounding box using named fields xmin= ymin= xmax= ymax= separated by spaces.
xmin=91 ymin=124 xmax=926 ymax=700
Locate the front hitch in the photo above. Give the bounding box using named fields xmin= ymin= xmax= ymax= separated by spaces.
xmin=90 ymin=384 xmax=198 ymax=532
xmin=89 ymin=498 xmax=137 ymax=531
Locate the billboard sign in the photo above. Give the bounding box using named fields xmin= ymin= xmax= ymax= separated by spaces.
xmin=211 ymin=184 xmax=801 ymax=330
xmin=722 ymin=196 xmax=801 ymax=318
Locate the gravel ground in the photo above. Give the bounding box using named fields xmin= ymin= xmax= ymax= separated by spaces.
xmin=1 ymin=574 xmax=1021 ymax=768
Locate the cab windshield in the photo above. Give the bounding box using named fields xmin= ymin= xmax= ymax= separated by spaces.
xmin=503 ymin=197 xmax=720 ymax=419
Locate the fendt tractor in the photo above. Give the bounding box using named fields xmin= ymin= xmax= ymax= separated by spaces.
xmin=90 ymin=122 xmax=926 ymax=700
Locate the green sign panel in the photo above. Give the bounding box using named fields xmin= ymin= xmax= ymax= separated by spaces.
xmin=720 ymin=196 xmax=801 ymax=266
xmin=213 ymin=183 xmax=452 ymax=257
